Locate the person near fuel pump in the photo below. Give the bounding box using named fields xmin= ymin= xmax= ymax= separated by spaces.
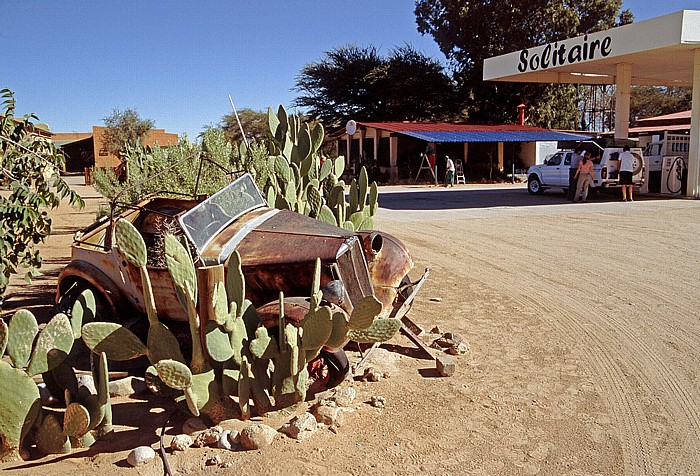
xmin=568 ymin=145 xmax=585 ymax=201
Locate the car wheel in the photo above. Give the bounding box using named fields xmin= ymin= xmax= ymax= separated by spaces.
xmin=528 ymin=176 xmax=544 ymax=195
xmin=309 ymin=348 xmax=350 ymax=389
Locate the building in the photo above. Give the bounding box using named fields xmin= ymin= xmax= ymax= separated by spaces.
xmin=334 ymin=121 xmax=588 ymax=183
xmin=53 ymin=126 xmax=178 ymax=172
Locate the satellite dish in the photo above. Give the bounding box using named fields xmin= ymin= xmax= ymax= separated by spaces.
xmin=345 ymin=120 xmax=357 ymax=136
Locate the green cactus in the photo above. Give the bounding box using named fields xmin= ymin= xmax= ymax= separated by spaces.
xmin=348 ymin=295 xmax=383 ymax=330
xmin=0 ymin=319 xmax=7 ymax=357
xmin=204 ymin=320 xmax=234 ymax=363
xmin=63 ymin=402 xmax=90 ymax=438
xmin=326 ymin=311 xmax=350 ymax=349
xmin=6 ymin=309 xmax=39 ymax=369
xmin=238 ymin=355 xmax=251 ymax=419
xmin=155 ymin=359 xmax=193 ymax=390
xmin=92 ymin=351 xmax=112 ymax=438
xmin=82 ymin=322 xmax=147 ymax=361
xmin=114 ymin=219 xmax=147 ymax=268
xmin=0 ymin=360 xmax=42 ymax=462
xmin=147 ymin=322 xmax=186 ymax=365
xmin=70 ymin=288 xmax=97 ymax=338
xmin=26 ymin=313 xmax=74 ymax=377
xmin=300 ymin=306 xmax=333 ymax=351
xmin=249 ymin=326 xmax=278 ymax=360
xmin=347 ymin=318 xmax=402 ymax=343
xmin=35 ymin=412 xmax=71 ymax=455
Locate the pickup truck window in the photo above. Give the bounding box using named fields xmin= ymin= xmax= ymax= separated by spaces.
xmin=564 ymin=154 xmax=571 ymax=166
xmin=547 ymin=155 xmax=562 ymax=166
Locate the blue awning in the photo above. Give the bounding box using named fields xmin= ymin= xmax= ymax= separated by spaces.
xmin=397 ymin=130 xmax=592 ymax=143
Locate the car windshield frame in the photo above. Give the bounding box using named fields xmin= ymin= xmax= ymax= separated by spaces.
xmin=178 ymin=173 xmax=267 ymax=253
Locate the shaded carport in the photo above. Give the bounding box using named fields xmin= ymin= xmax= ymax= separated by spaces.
xmin=483 ymin=10 xmax=700 ymax=198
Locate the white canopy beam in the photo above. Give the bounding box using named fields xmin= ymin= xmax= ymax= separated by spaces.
xmin=689 ymin=49 xmax=700 ymax=198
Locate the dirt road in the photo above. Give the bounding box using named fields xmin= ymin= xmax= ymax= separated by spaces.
xmin=2 ymin=183 xmax=699 ymax=475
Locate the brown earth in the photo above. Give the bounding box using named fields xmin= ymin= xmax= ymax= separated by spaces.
xmin=2 ymin=180 xmax=699 ymax=475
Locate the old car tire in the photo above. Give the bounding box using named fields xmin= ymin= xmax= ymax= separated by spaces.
xmin=528 ymin=176 xmax=544 ymax=195
xmin=314 ymin=349 xmax=350 ymax=389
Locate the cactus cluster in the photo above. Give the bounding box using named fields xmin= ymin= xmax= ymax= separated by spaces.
xmin=79 ymin=218 xmax=398 ymax=423
xmin=0 ymin=297 xmax=112 ymax=462
xmin=264 ymin=105 xmax=378 ymax=231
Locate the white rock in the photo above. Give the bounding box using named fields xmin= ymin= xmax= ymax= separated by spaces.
xmin=206 ymin=455 xmax=222 ymax=466
xmin=370 ymin=395 xmax=387 ymax=408
xmin=217 ymin=430 xmax=240 ymax=450
xmin=194 ymin=426 xmax=224 ymax=447
xmin=109 ymin=376 xmax=148 ymax=397
xmin=239 ymin=424 xmax=277 ymax=450
xmin=170 ymin=434 xmax=193 ymax=452
xmin=126 ymin=446 xmax=155 ymax=467
xmin=332 ymin=387 xmax=356 ymax=407
xmin=313 ymin=405 xmax=345 ymax=428
xmin=77 ymin=374 xmax=96 ymax=395
xmin=280 ymin=412 xmax=318 ymax=440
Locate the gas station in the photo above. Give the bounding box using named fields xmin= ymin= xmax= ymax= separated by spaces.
xmin=483 ymin=10 xmax=700 ymax=198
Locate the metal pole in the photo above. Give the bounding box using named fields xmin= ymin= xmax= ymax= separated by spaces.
xmin=228 ymin=95 xmax=249 ymax=149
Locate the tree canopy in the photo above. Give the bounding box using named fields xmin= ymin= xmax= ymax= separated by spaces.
xmin=294 ymin=44 xmax=461 ymax=127
xmin=414 ymin=0 xmax=633 ymax=128
xmin=101 ymin=108 xmax=154 ymax=156
xmin=630 ymin=87 xmax=692 ymax=125
xmin=219 ymin=108 xmax=270 ymax=144
xmin=0 ymin=89 xmax=84 ymax=304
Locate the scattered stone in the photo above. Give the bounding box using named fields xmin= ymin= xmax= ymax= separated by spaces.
xmin=280 ymin=412 xmax=318 ymax=440
xmin=429 ymin=326 xmax=442 ymax=334
xmin=332 ymin=387 xmax=356 ymax=407
xmin=170 ymin=434 xmax=193 ymax=452
xmin=108 ymin=376 xmax=148 ymax=397
xmin=239 ymin=424 xmax=277 ymax=450
xmin=77 ymin=374 xmax=96 ymax=395
xmin=436 ymin=355 xmax=456 ymax=377
xmin=182 ymin=417 xmax=208 ymax=435
xmin=431 ymin=332 xmax=470 ymax=355
xmin=429 ymin=297 xmax=442 ymax=302
xmin=370 ymin=395 xmax=386 ymax=408
xmin=361 ymin=367 xmax=382 ymax=382
xmin=313 ymin=404 xmax=345 ymax=429
xmin=194 ymin=426 xmax=224 ymax=447
xmin=217 ymin=430 xmax=240 ymax=450
xmin=221 ymin=461 xmax=234 ymax=468
xmin=126 ymin=446 xmax=155 ymax=467
xmin=206 ymin=454 xmax=222 ymax=466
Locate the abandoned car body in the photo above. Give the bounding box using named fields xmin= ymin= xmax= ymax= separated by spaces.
xmin=57 ymin=173 xmax=423 ymax=380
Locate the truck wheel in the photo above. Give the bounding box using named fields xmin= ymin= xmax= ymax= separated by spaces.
xmin=309 ymin=349 xmax=350 ymax=389
xmin=528 ymin=176 xmax=544 ymax=195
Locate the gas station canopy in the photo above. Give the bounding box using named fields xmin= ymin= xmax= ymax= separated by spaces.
xmin=483 ymin=10 xmax=700 ymax=198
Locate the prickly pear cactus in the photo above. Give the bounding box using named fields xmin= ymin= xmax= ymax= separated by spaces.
xmin=347 ymin=318 xmax=402 ymax=343
xmin=0 ymin=360 xmax=41 ymax=462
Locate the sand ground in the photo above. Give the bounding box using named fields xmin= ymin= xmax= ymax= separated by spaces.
xmin=2 ymin=180 xmax=699 ymax=475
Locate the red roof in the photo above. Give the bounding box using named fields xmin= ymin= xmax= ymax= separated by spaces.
xmin=637 ymin=110 xmax=690 ymax=123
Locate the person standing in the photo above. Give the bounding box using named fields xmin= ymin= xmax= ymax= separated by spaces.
xmin=568 ymin=145 xmax=585 ymax=201
xmin=444 ymin=155 xmax=455 ymax=187
xmin=574 ymin=151 xmax=594 ymax=202
xmin=618 ymin=144 xmax=635 ymax=202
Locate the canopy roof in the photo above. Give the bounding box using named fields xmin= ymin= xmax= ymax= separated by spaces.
xmin=483 ymin=10 xmax=700 ymax=87
xmin=357 ymin=121 xmax=589 ymax=143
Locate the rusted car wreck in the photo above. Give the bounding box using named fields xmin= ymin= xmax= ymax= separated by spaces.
xmin=57 ymin=173 xmax=426 ymax=383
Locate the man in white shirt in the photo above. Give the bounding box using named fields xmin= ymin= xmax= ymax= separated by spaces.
xmin=618 ymin=145 xmax=635 ymax=202
xmin=444 ymin=155 xmax=455 ymax=187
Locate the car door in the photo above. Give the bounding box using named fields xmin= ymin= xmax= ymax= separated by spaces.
xmin=541 ymin=152 xmax=563 ymax=185
xmin=559 ymin=153 xmax=572 ymax=187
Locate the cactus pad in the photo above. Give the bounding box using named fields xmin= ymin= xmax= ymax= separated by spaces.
xmin=0 ymin=319 xmax=7 ymax=357
xmin=249 ymin=326 xmax=278 ymax=360
xmin=155 ymin=359 xmax=193 ymax=390
xmin=82 ymin=322 xmax=147 ymax=361
xmin=114 ymin=219 xmax=147 ymax=268
xmin=26 ymin=313 xmax=74 ymax=377
xmin=325 ymin=311 xmax=350 ymax=349
xmin=35 ymin=412 xmax=71 ymax=455
xmin=6 ymin=309 xmax=39 ymax=369
xmin=147 ymin=322 xmax=186 ymax=365
xmin=348 ymin=295 xmax=383 ymax=330
xmin=347 ymin=318 xmax=402 ymax=343
xmin=71 ymin=288 xmax=97 ymax=338
xmin=225 ymin=251 xmax=245 ymax=311
xmin=238 ymin=356 xmax=250 ymax=419
xmin=300 ymin=306 xmax=333 ymax=351
xmin=63 ymin=402 xmax=90 ymax=437
xmin=165 ymin=233 xmax=197 ymax=309
xmin=0 ymin=360 xmax=41 ymax=462
xmin=204 ymin=320 xmax=234 ymax=363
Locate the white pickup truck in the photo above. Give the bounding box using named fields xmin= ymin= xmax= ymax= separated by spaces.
xmin=527 ymin=145 xmax=644 ymax=195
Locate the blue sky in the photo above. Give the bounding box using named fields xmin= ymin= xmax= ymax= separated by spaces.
xmin=0 ymin=1 xmax=693 ymax=139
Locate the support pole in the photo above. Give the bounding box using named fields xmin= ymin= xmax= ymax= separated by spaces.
xmin=614 ymin=63 xmax=632 ymax=139
xmin=688 ymin=49 xmax=700 ymax=198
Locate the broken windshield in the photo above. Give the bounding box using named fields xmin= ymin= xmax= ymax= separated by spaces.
xmin=179 ymin=173 xmax=266 ymax=252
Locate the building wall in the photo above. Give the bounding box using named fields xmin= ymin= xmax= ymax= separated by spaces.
xmin=92 ymin=126 xmax=179 ymax=169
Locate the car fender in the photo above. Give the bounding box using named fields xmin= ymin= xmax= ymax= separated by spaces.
xmin=57 ymin=260 xmax=127 ymax=319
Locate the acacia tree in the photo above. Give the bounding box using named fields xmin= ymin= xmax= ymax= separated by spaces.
xmin=414 ymin=0 xmax=633 ymax=128
xmin=101 ymin=108 xmax=154 ymax=156
xmin=0 ymin=89 xmax=84 ymax=304
xmin=294 ymin=44 xmax=460 ymax=127
xmin=630 ymin=86 xmax=692 ymax=125
xmin=220 ymin=108 xmax=270 ymax=144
